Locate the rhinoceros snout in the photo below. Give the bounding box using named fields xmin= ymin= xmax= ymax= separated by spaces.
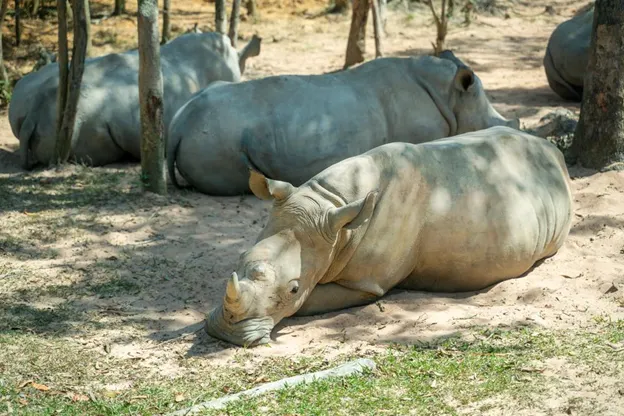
xmin=204 ymin=306 xmax=273 ymax=347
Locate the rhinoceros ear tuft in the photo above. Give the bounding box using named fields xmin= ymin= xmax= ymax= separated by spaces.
xmin=249 ymin=169 xmax=296 ymax=201
xmin=328 ymin=190 xmax=378 ymax=234
xmin=454 ymin=67 xmax=476 ymax=92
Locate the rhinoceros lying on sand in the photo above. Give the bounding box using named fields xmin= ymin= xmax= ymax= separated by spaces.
xmin=543 ymin=4 xmax=593 ymax=101
xmin=204 ymin=126 xmax=573 ymax=346
xmin=168 ymin=50 xmax=519 ymax=196
xmin=9 ymin=32 xmax=261 ymax=169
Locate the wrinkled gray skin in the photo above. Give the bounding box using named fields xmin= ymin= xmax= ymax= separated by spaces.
xmin=205 ymin=126 xmax=574 ymax=347
xmin=543 ymin=5 xmax=593 ymax=101
xmin=9 ymin=32 xmax=261 ymax=169
xmin=168 ymin=50 xmax=519 ymax=196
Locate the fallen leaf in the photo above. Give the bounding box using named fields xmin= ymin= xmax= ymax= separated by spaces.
xmin=19 ymin=398 xmax=28 ymax=405
xmin=221 ymin=386 xmax=232 ymax=393
xmin=131 ymin=395 xmax=148 ymax=400
xmin=562 ymin=273 xmax=583 ymax=279
xmin=103 ymin=390 xmax=119 ymax=398
xmin=68 ymin=393 xmax=90 ymax=402
xmin=253 ymin=376 xmax=269 ymax=384
xmin=520 ymin=367 xmax=545 ymax=373
xmin=430 ymin=379 xmax=437 ymax=388
xmin=31 ymin=382 xmax=51 ymax=391
xmin=174 ymin=393 xmax=184 ymax=402
xmin=18 ymin=380 xmax=34 ymax=388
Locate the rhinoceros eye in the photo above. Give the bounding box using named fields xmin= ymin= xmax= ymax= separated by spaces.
xmin=289 ymin=281 xmax=299 ymax=294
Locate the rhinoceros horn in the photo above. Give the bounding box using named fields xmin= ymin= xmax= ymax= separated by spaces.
xmin=226 ymin=272 xmax=241 ymax=303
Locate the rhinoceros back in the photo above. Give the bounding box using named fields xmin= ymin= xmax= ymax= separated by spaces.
xmin=319 ymin=126 xmax=573 ymax=293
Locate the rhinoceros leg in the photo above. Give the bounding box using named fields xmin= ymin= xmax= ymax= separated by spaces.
xmin=294 ymin=283 xmax=379 ymax=316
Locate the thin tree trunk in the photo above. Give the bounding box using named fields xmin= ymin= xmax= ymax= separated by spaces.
xmin=571 ymin=0 xmax=624 ymax=170
xmin=55 ymin=0 xmax=88 ymax=164
xmin=245 ymin=0 xmax=256 ymax=18
xmin=66 ymin=0 xmax=73 ymax=21
xmin=0 ymin=0 xmax=10 ymax=83
xmin=215 ymin=0 xmax=226 ymax=33
xmin=228 ymin=0 xmax=241 ymax=47
xmin=379 ymin=0 xmax=387 ymax=33
xmin=56 ymin=0 xmax=69 ymax=139
xmin=138 ymin=0 xmax=166 ymax=194
xmin=113 ymin=0 xmax=125 ymax=15
xmin=84 ymin=0 xmax=92 ymax=56
xmin=32 ymin=0 xmax=39 ymax=16
xmin=428 ymin=0 xmax=448 ymax=56
xmin=344 ymin=0 xmax=369 ymax=69
xmin=371 ymin=0 xmax=383 ymax=58
xmin=161 ymin=0 xmax=170 ymax=44
xmin=15 ymin=0 xmax=20 ymax=46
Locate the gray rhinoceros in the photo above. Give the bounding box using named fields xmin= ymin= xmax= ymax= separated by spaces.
xmin=204 ymin=126 xmax=573 ymax=346
xmin=9 ymin=32 xmax=261 ymax=169
xmin=543 ymin=4 xmax=594 ymax=101
xmin=167 ymin=51 xmax=519 ymax=196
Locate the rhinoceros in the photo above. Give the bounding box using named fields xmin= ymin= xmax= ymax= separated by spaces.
xmin=543 ymin=4 xmax=594 ymax=101
xmin=167 ymin=50 xmax=519 ymax=196
xmin=9 ymin=32 xmax=261 ymax=169
xmin=204 ymin=126 xmax=573 ymax=346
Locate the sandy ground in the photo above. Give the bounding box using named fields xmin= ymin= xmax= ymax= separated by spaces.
xmin=0 ymin=0 xmax=622 ymax=382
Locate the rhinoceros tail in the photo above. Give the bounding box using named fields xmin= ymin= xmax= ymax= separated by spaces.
xmin=18 ymin=114 xmax=37 ymax=171
xmin=238 ymin=35 xmax=262 ymax=75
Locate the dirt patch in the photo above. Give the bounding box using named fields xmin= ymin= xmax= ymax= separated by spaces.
xmin=0 ymin=0 xmax=621 ymax=395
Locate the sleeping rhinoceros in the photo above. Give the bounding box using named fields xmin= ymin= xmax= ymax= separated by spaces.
xmin=543 ymin=4 xmax=594 ymax=101
xmin=167 ymin=50 xmax=519 ymax=196
xmin=9 ymin=32 xmax=261 ymax=169
xmin=204 ymin=126 xmax=573 ymax=346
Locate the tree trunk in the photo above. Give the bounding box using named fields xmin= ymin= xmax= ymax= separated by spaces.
xmin=371 ymin=0 xmax=383 ymax=58
xmin=66 ymin=0 xmax=73 ymax=21
xmin=428 ymin=0 xmax=449 ymax=56
xmin=228 ymin=0 xmax=241 ymax=47
xmin=215 ymin=0 xmax=226 ymax=33
xmin=15 ymin=0 xmax=20 ymax=46
xmin=0 ymin=0 xmax=9 ymax=84
xmin=84 ymin=0 xmax=92 ymax=56
xmin=55 ymin=0 xmax=88 ymax=165
xmin=56 ymin=0 xmax=69 ymax=141
xmin=138 ymin=0 xmax=166 ymax=195
xmin=378 ymin=0 xmax=387 ymax=33
xmin=571 ymin=0 xmax=624 ymax=170
xmin=161 ymin=0 xmax=170 ymax=44
xmin=344 ymin=0 xmax=369 ymax=69
xmin=113 ymin=0 xmax=125 ymax=15
xmin=32 ymin=0 xmax=39 ymax=16
xmin=245 ymin=0 xmax=256 ymax=18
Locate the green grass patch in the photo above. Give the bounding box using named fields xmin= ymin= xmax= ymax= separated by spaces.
xmin=0 ymin=321 xmax=621 ymax=415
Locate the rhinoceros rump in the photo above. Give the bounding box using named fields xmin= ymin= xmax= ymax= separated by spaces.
xmin=168 ymin=51 xmax=519 ymax=196
xmin=204 ymin=126 xmax=573 ymax=347
xmin=543 ymin=5 xmax=593 ymax=101
xmin=9 ymin=32 xmax=261 ymax=169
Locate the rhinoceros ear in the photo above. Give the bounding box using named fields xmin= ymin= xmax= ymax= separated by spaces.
xmin=453 ymin=67 xmax=476 ymax=92
xmin=249 ymin=169 xmax=296 ymax=201
xmin=328 ymin=191 xmax=378 ymax=234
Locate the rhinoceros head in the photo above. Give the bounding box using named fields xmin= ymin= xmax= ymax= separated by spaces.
xmin=439 ymin=50 xmax=520 ymax=133
xmin=205 ymin=169 xmax=377 ymax=347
